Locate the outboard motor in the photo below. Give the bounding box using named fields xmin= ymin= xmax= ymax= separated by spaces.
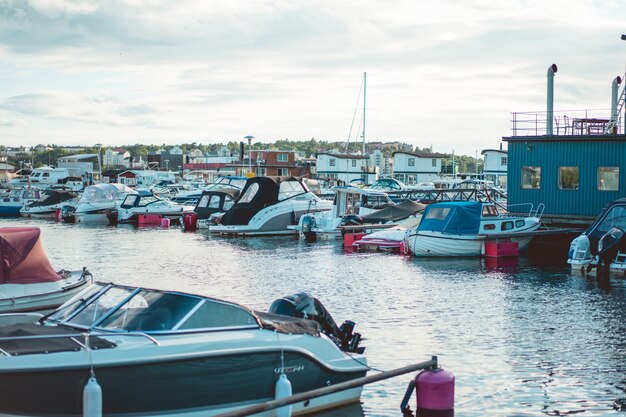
xmin=301 ymin=216 xmax=317 ymax=242
xmin=568 ymin=234 xmax=591 ymax=265
xmin=597 ymin=227 xmax=625 ymax=273
xmin=269 ymin=292 xmax=364 ymax=353
xmin=60 ymin=205 xmax=76 ymax=223
xmin=106 ymin=209 xmax=118 ymax=226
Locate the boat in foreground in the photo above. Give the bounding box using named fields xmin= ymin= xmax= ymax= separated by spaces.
xmin=0 ymin=284 xmax=367 ymax=416
xmin=405 ymin=201 xmax=542 ymax=257
xmin=0 ymin=227 xmax=92 ymax=314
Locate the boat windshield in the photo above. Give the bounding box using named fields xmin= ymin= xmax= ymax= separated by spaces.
xmin=278 ymin=180 xmax=306 ymax=201
xmin=48 ymin=283 xmax=259 ymax=332
xmin=595 ymin=205 xmax=626 ymax=234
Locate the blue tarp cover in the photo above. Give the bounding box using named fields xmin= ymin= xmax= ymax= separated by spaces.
xmin=417 ymin=202 xmax=482 ymax=235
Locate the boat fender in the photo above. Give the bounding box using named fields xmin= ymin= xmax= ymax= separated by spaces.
xmin=400 ymin=367 xmax=454 ymax=416
xmin=83 ymin=376 xmax=103 ymax=417
xmin=275 ymin=373 xmax=293 ymax=417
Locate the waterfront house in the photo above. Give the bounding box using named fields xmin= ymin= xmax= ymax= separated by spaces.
xmin=316 ymin=153 xmax=377 ymax=184
xmin=392 ymin=151 xmax=448 ymax=186
xmin=481 ymin=148 xmax=508 ymax=190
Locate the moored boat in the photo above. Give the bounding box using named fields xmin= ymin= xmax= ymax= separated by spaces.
xmin=20 ymin=189 xmax=79 ymax=219
xmin=0 ymin=227 xmax=92 ymax=314
xmin=73 ymin=183 xmax=138 ymax=223
xmin=405 ymin=201 xmax=542 ymax=257
xmin=209 ymin=176 xmax=332 ymax=236
xmin=0 ymin=285 xmax=366 ymax=416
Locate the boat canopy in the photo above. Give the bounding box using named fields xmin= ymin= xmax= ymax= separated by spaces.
xmin=360 ymin=199 xmax=426 ymax=223
xmin=27 ymin=190 xmax=78 ymax=207
xmin=0 ymin=228 xmax=60 ymax=284
xmin=78 ymin=183 xmax=136 ymax=204
xmin=194 ymin=189 xmax=240 ymax=219
xmin=219 ymin=176 xmax=309 ymax=226
xmin=417 ymin=201 xmax=482 ymax=235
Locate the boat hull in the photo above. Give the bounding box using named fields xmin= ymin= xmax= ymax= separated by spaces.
xmin=0 ymin=271 xmax=92 ymax=314
xmin=407 ymin=232 xmax=535 ymax=257
xmin=0 ymin=350 xmax=365 ymax=416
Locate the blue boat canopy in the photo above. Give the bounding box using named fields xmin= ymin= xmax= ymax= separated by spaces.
xmin=417 ymin=201 xmax=482 ymax=235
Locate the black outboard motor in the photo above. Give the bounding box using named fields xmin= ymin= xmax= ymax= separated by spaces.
xmin=269 ymin=292 xmax=364 ymax=353
xmin=597 ymin=227 xmax=625 ymax=274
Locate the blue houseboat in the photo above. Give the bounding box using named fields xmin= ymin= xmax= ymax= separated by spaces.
xmin=503 ymin=63 xmax=626 ymax=226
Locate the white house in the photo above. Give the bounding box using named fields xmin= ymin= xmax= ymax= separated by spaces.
xmin=392 ymin=151 xmax=448 ymax=185
xmin=316 ymin=153 xmax=377 ymax=184
xmin=57 ymin=154 xmax=101 ymax=182
xmin=103 ymin=149 xmax=131 ymax=169
xmin=481 ymin=148 xmax=508 ymax=189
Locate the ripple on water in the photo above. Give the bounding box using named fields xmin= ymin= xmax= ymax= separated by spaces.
xmin=3 ymin=218 xmax=626 ymax=416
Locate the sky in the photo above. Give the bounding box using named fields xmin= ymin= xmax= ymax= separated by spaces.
xmin=1 ymin=0 xmax=626 ymax=156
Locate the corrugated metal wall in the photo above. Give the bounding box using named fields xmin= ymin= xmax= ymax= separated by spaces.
xmin=507 ymin=138 xmax=626 ymax=217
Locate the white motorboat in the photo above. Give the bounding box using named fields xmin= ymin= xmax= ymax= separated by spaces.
xmin=73 ymin=183 xmax=138 ymax=223
xmin=209 ymin=176 xmax=332 ymax=236
xmin=115 ymin=193 xmax=194 ymax=224
xmin=20 ymin=189 xmax=79 ymax=219
xmin=405 ymin=201 xmax=542 ymax=257
xmin=289 ymin=187 xmax=411 ymax=239
xmin=8 ymin=166 xmax=84 ymax=191
xmin=352 ymin=215 xmax=423 ymax=253
xmin=568 ymin=198 xmax=626 ymax=274
xmin=0 ymin=286 xmax=366 ymax=416
xmin=0 ymin=188 xmax=42 ymax=216
xmin=0 ymin=227 xmax=92 ymax=314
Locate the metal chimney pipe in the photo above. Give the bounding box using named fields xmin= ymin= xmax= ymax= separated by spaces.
xmin=611 ymin=76 xmax=622 ymax=125
xmin=546 ymin=64 xmax=558 ymax=135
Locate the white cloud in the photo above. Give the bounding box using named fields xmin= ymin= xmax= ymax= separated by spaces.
xmin=0 ymin=0 xmax=625 ymax=153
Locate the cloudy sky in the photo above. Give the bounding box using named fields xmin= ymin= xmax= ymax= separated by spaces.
xmin=1 ymin=0 xmax=625 ymax=155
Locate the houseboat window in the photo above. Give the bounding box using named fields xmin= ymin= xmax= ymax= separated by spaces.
xmin=598 ymin=167 xmax=619 ymax=191
xmin=425 ymin=207 xmax=450 ymax=220
xmin=515 ymin=220 xmax=525 ymax=227
xmin=501 ymin=157 xmax=508 ymax=165
xmin=352 ymin=159 xmax=357 ymax=167
xmin=501 ymin=221 xmax=514 ymax=231
xmin=408 ymin=158 xmax=415 ymax=167
xmin=522 ymin=166 xmax=541 ymax=189
xmin=238 ymin=183 xmax=259 ymax=203
xmin=177 ymin=300 xmax=257 ymax=330
xmin=483 ymin=224 xmax=496 ymax=230
xmin=329 ymin=159 xmax=336 ymax=167
xmin=278 ymin=180 xmax=305 ymax=201
xmin=432 ymin=159 xmax=437 ymax=167
xmin=558 ymin=167 xmax=579 ymax=190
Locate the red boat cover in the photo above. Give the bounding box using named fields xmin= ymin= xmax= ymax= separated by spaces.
xmin=0 ymin=228 xmax=60 ymax=284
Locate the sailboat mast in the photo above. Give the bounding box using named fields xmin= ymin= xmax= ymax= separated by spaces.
xmin=362 ymin=72 xmax=366 ymax=157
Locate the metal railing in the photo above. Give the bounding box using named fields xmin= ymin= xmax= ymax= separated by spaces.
xmin=510 ymin=109 xmax=621 ymax=136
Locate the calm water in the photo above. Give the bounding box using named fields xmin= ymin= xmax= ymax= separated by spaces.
xmin=3 ymin=218 xmax=626 ymax=417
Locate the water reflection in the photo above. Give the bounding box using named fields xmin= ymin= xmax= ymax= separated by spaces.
xmin=1 ymin=218 xmax=625 ymax=416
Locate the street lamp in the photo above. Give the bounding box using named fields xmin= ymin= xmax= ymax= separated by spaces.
xmin=244 ymin=135 xmax=255 ymax=175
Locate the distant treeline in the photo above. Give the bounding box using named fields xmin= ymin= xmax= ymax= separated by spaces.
xmin=2 ymin=140 xmax=482 ymax=174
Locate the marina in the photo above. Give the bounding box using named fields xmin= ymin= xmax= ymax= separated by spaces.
xmin=0 ymin=218 xmax=623 ymax=416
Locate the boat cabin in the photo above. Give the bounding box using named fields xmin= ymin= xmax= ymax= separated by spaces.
xmin=194 ymin=188 xmax=240 ymax=219
xmin=331 ymin=186 xmax=394 ymax=218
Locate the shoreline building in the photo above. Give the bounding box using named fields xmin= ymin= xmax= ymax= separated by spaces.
xmin=503 ymin=62 xmax=626 ymax=226
xmin=315 ymin=153 xmax=377 ymax=184
xmin=392 ymin=151 xmax=448 ymax=186
xmin=481 ymin=148 xmax=508 ymax=190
